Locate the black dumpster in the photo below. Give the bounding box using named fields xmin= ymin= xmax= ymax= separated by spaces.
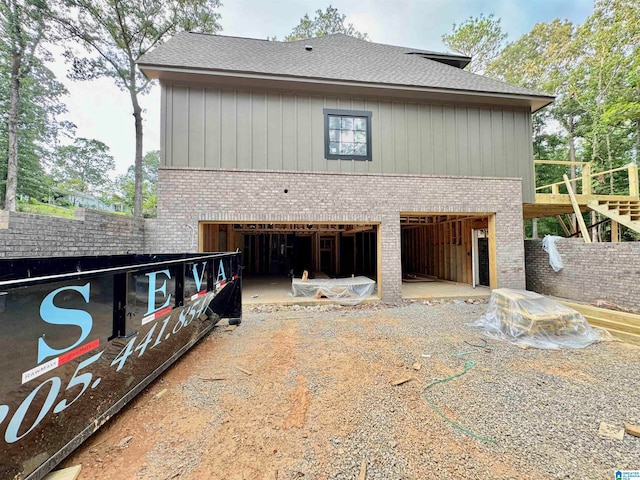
xmin=0 ymin=252 xmax=242 ymax=479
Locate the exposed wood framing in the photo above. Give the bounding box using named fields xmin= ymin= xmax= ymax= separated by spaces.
xmin=488 ymin=214 xmax=498 ymax=289
xmin=401 ymin=214 xmax=490 ymax=286
xmin=200 ymin=222 xmax=381 ymax=297
xmin=563 ymin=174 xmax=592 ymax=243
xmin=527 ymin=162 xmax=640 ymax=220
xmin=611 ymin=220 xmax=619 ymax=242
xmin=555 ymin=215 xmax=572 ymax=236
xmin=212 ymin=223 xmax=377 ymax=234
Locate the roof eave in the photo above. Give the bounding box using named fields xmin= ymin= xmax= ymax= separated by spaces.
xmin=138 ymin=63 xmax=555 ymax=112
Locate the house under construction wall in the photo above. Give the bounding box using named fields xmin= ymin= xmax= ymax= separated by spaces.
xmin=139 ymin=32 xmax=554 ymax=302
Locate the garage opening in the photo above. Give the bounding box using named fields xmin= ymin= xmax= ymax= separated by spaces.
xmin=200 ymin=223 xmax=379 ymax=302
xmin=400 ymin=213 xmax=495 ymax=299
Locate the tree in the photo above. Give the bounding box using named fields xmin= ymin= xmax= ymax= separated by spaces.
xmin=487 ymin=20 xmax=583 ymax=180
xmin=441 ymin=13 xmax=506 ymax=74
xmin=51 ymin=137 xmax=115 ymax=194
xmin=54 ymin=0 xmax=222 ymax=217
xmin=0 ymin=0 xmax=58 ymax=210
xmin=115 ymin=150 xmax=158 ymax=217
xmin=570 ymin=0 xmax=640 ymax=182
xmin=486 ymin=3 xmax=640 ymax=240
xmin=282 ymin=5 xmax=368 ymax=41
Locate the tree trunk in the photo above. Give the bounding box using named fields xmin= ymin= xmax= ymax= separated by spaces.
xmin=532 ymin=218 xmax=538 ymax=239
xmin=129 ymin=71 xmax=143 ymax=218
xmin=4 ymin=51 xmax=21 ymax=212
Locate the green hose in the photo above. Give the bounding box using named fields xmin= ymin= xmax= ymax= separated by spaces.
xmin=423 ymin=359 xmax=497 ymax=443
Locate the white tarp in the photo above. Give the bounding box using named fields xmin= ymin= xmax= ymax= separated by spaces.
xmin=542 ymin=235 xmax=564 ymax=272
xmin=471 ymin=288 xmax=610 ymax=349
xmin=291 ymin=276 xmax=375 ymax=305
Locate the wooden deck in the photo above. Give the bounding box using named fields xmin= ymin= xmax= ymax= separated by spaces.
xmin=524 ymin=161 xmax=640 ymax=236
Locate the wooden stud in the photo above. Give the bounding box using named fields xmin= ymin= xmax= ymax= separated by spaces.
xmin=487 ymin=214 xmax=498 ymax=290
xmin=611 ymin=220 xmax=619 ymax=243
xmin=629 ymin=164 xmax=639 ymax=198
xmin=555 ymin=215 xmax=572 ymax=236
xmin=582 ymin=163 xmax=592 ymax=195
xmin=376 ymin=225 xmax=382 ymax=300
xmin=563 ymin=174 xmax=592 ymax=243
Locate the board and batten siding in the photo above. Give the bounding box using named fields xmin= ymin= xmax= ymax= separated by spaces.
xmin=161 ymin=84 xmax=535 ymax=202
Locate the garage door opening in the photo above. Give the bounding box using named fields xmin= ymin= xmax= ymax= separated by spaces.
xmin=400 ymin=213 xmax=495 ymax=299
xmin=200 ymin=223 xmax=379 ymax=303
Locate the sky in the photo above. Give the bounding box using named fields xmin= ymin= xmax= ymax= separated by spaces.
xmin=47 ymin=0 xmax=595 ymax=176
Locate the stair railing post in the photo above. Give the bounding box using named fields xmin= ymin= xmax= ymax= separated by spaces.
xmin=582 ymin=163 xmax=592 ymax=195
xmin=629 ymin=164 xmax=639 ymax=198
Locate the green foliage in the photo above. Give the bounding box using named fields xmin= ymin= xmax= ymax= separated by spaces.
xmin=115 ymin=150 xmax=158 ymax=217
xmin=0 ymin=72 xmax=65 ymax=203
xmin=487 ymin=19 xmax=576 ymax=94
xmin=51 ymin=137 xmax=115 ymax=194
xmin=57 ymin=0 xmax=222 ymax=94
xmin=0 ymin=0 xmax=69 ymax=209
xmin=282 ymin=5 xmax=368 ymax=41
xmin=453 ymin=3 xmax=640 ymax=240
xmin=17 ymin=200 xmax=74 ymax=218
xmin=524 ymin=218 xmax=567 ymax=239
xmin=569 ymin=0 xmax=639 ymax=174
xmin=441 ymin=13 xmax=506 ymax=73
xmin=54 ymin=0 xmax=222 ymax=217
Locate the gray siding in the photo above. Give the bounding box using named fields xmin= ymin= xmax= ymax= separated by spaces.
xmin=161 ymin=84 xmax=535 ymax=202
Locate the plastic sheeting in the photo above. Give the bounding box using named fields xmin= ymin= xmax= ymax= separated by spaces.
xmin=291 ymin=276 xmax=376 ymax=305
xmin=542 ymin=235 xmax=564 ymax=272
xmin=471 ymin=289 xmax=609 ymax=349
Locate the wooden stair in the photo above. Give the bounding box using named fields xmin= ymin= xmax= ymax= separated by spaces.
xmin=587 ymin=199 xmax=640 ymax=234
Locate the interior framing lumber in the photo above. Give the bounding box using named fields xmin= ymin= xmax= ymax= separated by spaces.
xmin=199 ymin=221 xmax=381 ymax=298
xmin=400 ymin=212 xmax=495 ymax=290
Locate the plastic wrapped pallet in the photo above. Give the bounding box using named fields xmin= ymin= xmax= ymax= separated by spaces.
xmin=291 ymin=276 xmax=375 ymax=306
xmin=471 ymin=288 xmax=608 ymax=349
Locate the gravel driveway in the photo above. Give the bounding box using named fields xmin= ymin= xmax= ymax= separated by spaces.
xmin=63 ymin=301 xmax=640 ymax=479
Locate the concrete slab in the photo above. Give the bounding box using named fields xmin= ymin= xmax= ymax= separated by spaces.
xmin=402 ymin=281 xmax=490 ymax=300
xmin=242 ymin=276 xmax=379 ymax=306
xmin=242 ymin=276 xmax=490 ymax=305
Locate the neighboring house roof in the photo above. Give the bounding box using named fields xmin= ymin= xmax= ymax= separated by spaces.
xmin=139 ymin=32 xmax=553 ymax=112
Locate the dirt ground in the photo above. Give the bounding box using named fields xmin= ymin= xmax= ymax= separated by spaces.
xmin=60 ymin=302 xmax=640 ymax=479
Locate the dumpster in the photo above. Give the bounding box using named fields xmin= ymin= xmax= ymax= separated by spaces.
xmin=0 ymin=252 xmax=242 ymax=479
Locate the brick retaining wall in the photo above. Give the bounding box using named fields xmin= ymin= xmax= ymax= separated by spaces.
xmin=0 ymin=209 xmax=144 ymax=258
xmin=525 ymin=238 xmax=640 ymax=310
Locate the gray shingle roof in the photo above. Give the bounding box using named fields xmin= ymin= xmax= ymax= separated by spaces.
xmin=138 ymin=32 xmax=550 ymax=100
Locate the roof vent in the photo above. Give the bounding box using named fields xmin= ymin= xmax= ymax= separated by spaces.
xmin=305 ymin=45 xmax=313 ymax=51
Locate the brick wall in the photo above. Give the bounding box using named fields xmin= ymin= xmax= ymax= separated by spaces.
xmin=525 ymin=238 xmax=640 ymax=310
xmin=149 ymin=167 xmax=526 ymax=302
xmin=0 ymin=209 xmax=144 ymax=258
